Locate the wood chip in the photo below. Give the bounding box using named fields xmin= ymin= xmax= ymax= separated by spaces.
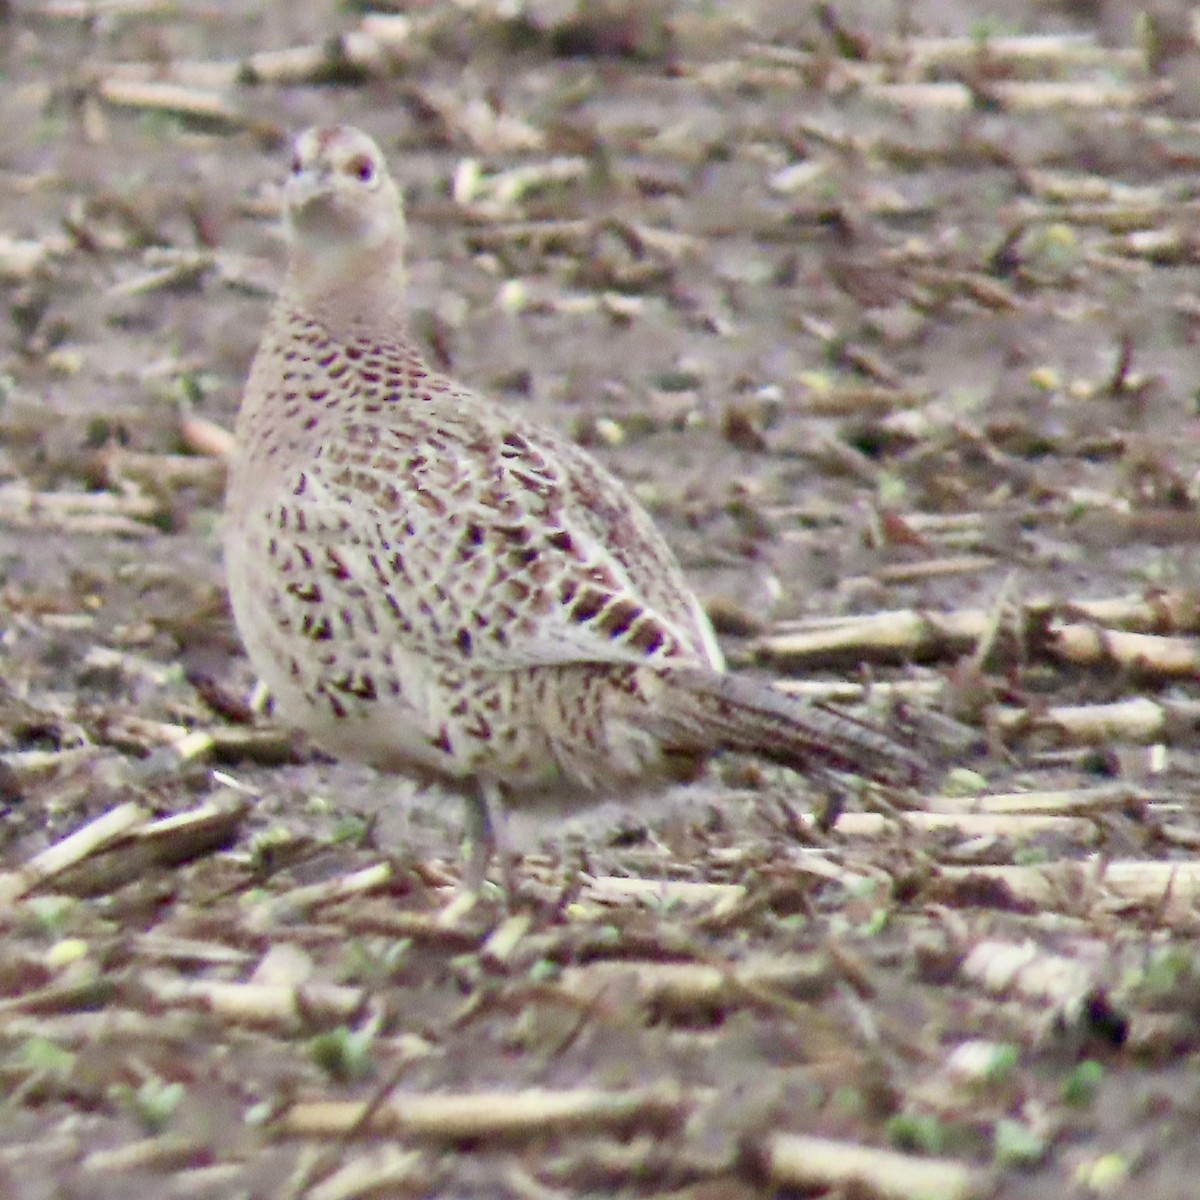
xmin=97 ymin=79 xmax=250 ymax=128
xmin=1047 ymin=624 xmax=1200 ymax=677
xmin=583 ymin=875 xmax=745 ymax=912
xmin=749 ymin=1131 xmax=989 ymax=1200
xmin=79 ymin=1135 xmax=207 ymax=1176
xmin=141 ymin=972 xmax=369 ymax=1028
xmin=755 ymin=590 xmax=1200 ymax=669
xmin=0 ymin=482 xmax=161 ymax=537
xmin=303 ymin=1148 xmax=425 ymax=1200
xmin=0 ymin=802 xmax=149 ymax=904
xmin=558 ymin=955 xmax=835 ymax=1017
xmin=868 ymin=79 xmax=1171 ymax=111
xmin=277 ymin=1084 xmax=688 ymax=1142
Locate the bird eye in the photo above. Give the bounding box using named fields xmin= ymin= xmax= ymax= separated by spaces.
xmin=290 ymin=154 xmax=303 ymax=174
xmin=347 ymin=155 xmax=376 ymax=184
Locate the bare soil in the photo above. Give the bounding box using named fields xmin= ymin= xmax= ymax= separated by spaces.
xmin=3 ymin=1 xmax=1200 ymax=1197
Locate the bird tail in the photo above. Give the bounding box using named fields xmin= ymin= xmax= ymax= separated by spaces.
xmin=642 ymin=667 xmax=925 ymax=787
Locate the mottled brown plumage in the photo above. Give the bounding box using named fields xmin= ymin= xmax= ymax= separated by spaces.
xmin=224 ymin=125 xmax=920 ymax=887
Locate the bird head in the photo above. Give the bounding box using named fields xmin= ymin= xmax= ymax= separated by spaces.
xmin=280 ymin=126 xmax=410 ymax=330
xmin=284 ymin=125 xmax=405 ymax=258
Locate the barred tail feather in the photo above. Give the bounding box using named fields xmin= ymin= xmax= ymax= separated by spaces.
xmin=650 ymin=668 xmax=925 ymax=786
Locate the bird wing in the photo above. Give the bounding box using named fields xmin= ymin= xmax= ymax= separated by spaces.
xmin=264 ymin=398 xmax=723 ymax=675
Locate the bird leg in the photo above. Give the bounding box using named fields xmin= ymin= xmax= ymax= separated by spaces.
xmin=462 ymin=783 xmax=496 ymax=892
xmin=462 ymin=781 xmax=517 ymax=898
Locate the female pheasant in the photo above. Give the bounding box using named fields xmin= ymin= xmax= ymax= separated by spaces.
xmin=224 ymin=125 xmax=921 ymax=888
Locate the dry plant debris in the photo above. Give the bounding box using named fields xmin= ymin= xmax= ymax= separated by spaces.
xmin=2 ymin=1 xmax=1200 ymax=1197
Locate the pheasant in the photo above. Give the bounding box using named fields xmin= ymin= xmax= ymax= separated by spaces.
xmin=224 ymin=125 xmax=922 ymax=889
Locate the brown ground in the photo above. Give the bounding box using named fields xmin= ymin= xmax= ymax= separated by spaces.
xmin=3 ymin=1 xmax=1200 ymax=1196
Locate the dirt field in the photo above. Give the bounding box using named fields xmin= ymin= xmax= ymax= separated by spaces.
xmin=4 ymin=1 xmax=1200 ymax=1196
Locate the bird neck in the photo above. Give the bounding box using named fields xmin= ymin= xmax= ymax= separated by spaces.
xmin=282 ymin=232 xmax=411 ymax=341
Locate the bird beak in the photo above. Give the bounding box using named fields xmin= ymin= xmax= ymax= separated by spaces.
xmin=285 ymin=167 xmax=334 ymax=213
